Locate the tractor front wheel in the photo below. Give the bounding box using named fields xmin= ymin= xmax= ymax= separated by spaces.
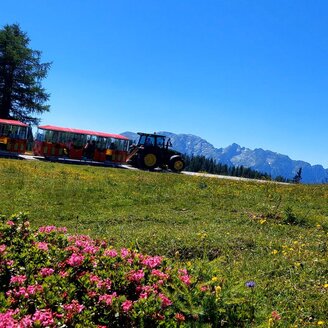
xmin=168 ymin=155 xmax=185 ymax=172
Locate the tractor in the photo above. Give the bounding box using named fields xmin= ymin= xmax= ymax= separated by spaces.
xmin=126 ymin=132 xmax=185 ymax=172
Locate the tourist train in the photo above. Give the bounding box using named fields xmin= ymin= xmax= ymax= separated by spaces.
xmin=0 ymin=119 xmax=129 ymax=164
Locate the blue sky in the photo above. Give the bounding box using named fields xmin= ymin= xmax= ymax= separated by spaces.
xmin=1 ymin=1 xmax=328 ymax=166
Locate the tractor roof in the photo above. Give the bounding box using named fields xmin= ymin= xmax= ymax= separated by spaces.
xmin=137 ymin=132 xmax=167 ymax=138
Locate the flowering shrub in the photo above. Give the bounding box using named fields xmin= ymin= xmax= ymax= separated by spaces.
xmin=0 ymin=213 xmax=256 ymax=327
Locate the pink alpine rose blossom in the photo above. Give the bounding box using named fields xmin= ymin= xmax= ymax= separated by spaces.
xmin=67 ymin=253 xmax=84 ymax=267
xmin=0 ymin=244 xmax=6 ymax=253
xmin=104 ymin=249 xmax=118 ymax=257
xmin=36 ymin=242 xmax=48 ymax=251
xmin=98 ymin=292 xmax=117 ymax=306
xmin=32 ymin=309 xmax=54 ymax=327
xmin=10 ymin=275 xmax=27 ymax=285
xmin=39 ymin=268 xmax=55 ymax=277
xmin=142 ymin=256 xmax=163 ymax=268
xmin=159 ymin=293 xmax=172 ymax=308
xmin=122 ymin=300 xmax=133 ymax=312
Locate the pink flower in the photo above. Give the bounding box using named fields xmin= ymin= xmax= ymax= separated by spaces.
xmin=38 ymin=226 xmax=57 ymax=233
xmin=27 ymin=284 xmax=43 ymax=295
xmin=271 ymin=311 xmax=281 ymax=321
xmin=178 ymin=269 xmax=191 ymax=285
xmin=179 ymin=274 xmax=191 ymax=286
xmin=98 ymin=292 xmax=117 ymax=306
xmin=83 ymin=245 xmax=99 ymax=254
xmin=59 ymin=270 xmax=69 ymax=278
xmin=63 ymin=300 xmax=85 ymax=321
xmin=0 ymin=244 xmax=6 ymax=254
xmin=39 ymin=268 xmax=55 ymax=277
xmin=36 ymin=242 xmax=49 ymax=251
xmin=122 ymin=300 xmax=133 ymax=312
xmin=175 ymin=313 xmax=186 ymax=322
xmin=142 ymin=256 xmax=163 ymax=268
xmin=0 ymin=309 xmax=19 ymax=326
xmin=6 ymin=260 xmax=14 ymax=267
xmin=6 ymin=220 xmax=15 ymax=226
xmin=67 ymin=253 xmax=84 ymax=267
xmin=32 ymin=309 xmax=54 ymax=327
xmin=10 ymin=275 xmax=27 ymax=285
xmin=127 ymin=269 xmax=145 ymax=283
xmin=121 ymin=248 xmax=130 ymax=258
xmin=151 ymin=269 xmax=169 ymax=280
xmin=158 ymin=293 xmax=172 ymax=308
xmin=19 ymin=315 xmax=33 ymax=327
xmin=104 ymin=249 xmax=118 ymax=257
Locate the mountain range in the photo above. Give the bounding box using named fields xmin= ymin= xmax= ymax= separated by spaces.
xmin=121 ymin=131 xmax=328 ymax=184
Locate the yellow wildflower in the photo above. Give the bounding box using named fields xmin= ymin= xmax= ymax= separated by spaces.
xmin=317 ymin=321 xmax=325 ymax=325
xmin=215 ymin=285 xmax=221 ymax=297
xmin=260 ymin=219 xmax=267 ymax=224
xmin=271 ymin=249 xmax=278 ymax=255
xmin=211 ymin=276 xmax=219 ymax=282
xmin=323 ymin=283 xmax=328 ymax=288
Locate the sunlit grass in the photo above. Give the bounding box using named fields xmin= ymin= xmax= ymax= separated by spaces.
xmin=1 ymin=158 xmax=327 ymax=325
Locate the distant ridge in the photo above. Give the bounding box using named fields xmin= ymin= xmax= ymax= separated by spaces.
xmin=121 ymin=131 xmax=328 ymax=184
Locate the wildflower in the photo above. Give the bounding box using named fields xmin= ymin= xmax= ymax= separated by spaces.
xmin=122 ymin=300 xmax=133 ymax=312
xmin=36 ymin=242 xmax=48 ymax=251
xmin=151 ymin=269 xmax=169 ymax=280
xmin=271 ymin=249 xmax=278 ymax=255
xmin=27 ymin=284 xmax=43 ymax=295
xmin=271 ymin=310 xmax=281 ymax=321
xmin=19 ymin=315 xmax=33 ymax=327
xmin=7 ymin=220 xmax=15 ymax=226
xmin=38 ymin=226 xmax=57 ymax=233
xmin=10 ymin=275 xmax=27 ymax=285
xmin=32 ymin=309 xmax=54 ymax=327
xmin=127 ymin=269 xmax=145 ymax=283
xmin=121 ymin=248 xmax=130 ymax=258
xmin=323 ymin=283 xmax=328 ymax=288
xmin=317 ymin=321 xmax=325 ymax=325
xmin=215 ymin=285 xmax=222 ymax=297
xmin=175 ymin=313 xmax=186 ymax=322
xmin=63 ymin=300 xmax=85 ymax=318
xmin=67 ymin=253 xmax=84 ymax=267
xmin=159 ymin=293 xmax=172 ymax=308
xmin=211 ymin=276 xmax=219 ymax=282
xmin=0 ymin=244 xmax=6 ymax=254
xmin=245 ymin=281 xmax=256 ymax=288
xmin=98 ymin=293 xmax=117 ymax=306
xmin=39 ymin=268 xmax=55 ymax=277
xmin=104 ymin=249 xmax=118 ymax=257
xmin=142 ymin=256 xmax=163 ymax=268
xmin=179 ymin=274 xmax=191 ymax=286
xmin=260 ymin=219 xmax=266 ymax=224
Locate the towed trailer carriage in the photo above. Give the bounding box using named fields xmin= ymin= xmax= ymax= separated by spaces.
xmin=33 ymin=125 xmax=129 ymax=163
xmin=0 ymin=119 xmax=29 ymax=154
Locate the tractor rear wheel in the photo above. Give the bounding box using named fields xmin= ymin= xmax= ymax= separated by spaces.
xmin=138 ymin=152 xmax=158 ymax=170
xmin=168 ymin=155 xmax=185 ymax=172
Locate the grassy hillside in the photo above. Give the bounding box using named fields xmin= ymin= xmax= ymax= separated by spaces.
xmin=1 ymin=158 xmax=327 ymax=326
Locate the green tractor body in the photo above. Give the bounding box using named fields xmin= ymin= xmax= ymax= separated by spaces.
xmin=127 ymin=132 xmax=185 ymax=172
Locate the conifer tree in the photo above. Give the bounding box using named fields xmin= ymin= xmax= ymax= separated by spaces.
xmin=0 ymin=24 xmax=51 ymax=125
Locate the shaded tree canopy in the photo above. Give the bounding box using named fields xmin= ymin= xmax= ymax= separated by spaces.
xmin=0 ymin=24 xmax=51 ymax=125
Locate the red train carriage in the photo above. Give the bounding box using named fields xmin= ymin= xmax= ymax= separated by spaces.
xmin=33 ymin=125 xmax=129 ymax=163
xmin=0 ymin=119 xmax=29 ymax=154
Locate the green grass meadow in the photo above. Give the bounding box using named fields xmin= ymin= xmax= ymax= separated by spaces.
xmin=1 ymin=158 xmax=327 ymax=326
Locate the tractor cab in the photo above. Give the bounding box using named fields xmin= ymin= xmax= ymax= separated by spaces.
xmin=136 ymin=133 xmax=170 ymax=149
xmin=127 ymin=132 xmax=185 ymax=172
